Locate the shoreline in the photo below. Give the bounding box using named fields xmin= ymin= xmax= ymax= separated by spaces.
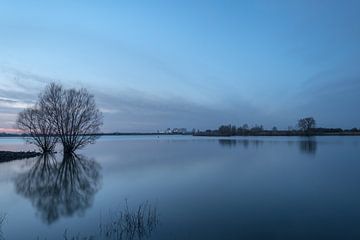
xmin=0 ymin=151 xmax=41 ymax=163
xmin=192 ymin=132 xmax=360 ymax=137
xmin=1 ymin=132 xmax=360 ymax=138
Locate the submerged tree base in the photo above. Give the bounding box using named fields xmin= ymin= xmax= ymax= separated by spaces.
xmin=0 ymin=151 xmax=41 ymax=162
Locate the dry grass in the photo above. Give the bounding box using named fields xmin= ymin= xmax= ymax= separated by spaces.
xmin=0 ymin=213 xmax=6 ymax=240
xmin=63 ymin=201 xmax=159 ymax=240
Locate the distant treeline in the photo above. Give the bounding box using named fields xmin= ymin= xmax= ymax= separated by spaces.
xmin=0 ymin=133 xmax=23 ymax=137
xmin=194 ymin=124 xmax=360 ymax=137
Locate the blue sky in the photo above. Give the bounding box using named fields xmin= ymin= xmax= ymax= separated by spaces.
xmin=0 ymin=0 xmax=359 ymax=132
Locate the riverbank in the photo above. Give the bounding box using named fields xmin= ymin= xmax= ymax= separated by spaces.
xmin=0 ymin=151 xmax=41 ymax=162
xmin=193 ymin=131 xmax=360 ymax=137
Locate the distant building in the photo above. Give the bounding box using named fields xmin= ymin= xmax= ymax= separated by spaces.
xmin=164 ymin=128 xmax=187 ymax=134
xmin=172 ymin=128 xmax=187 ymax=134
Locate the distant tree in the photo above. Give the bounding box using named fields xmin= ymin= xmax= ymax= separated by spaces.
xmin=39 ymin=83 xmax=103 ymax=154
xmin=17 ymin=83 xmax=103 ymax=154
xmin=272 ymin=126 xmax=278 ymax=131
xmin=16 ymin=105 xmax=58 ymax=153
xmin=298 ymin=117 xmax=316 ymax=134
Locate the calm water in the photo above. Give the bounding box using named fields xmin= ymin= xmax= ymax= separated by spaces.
xmin=0 ymin=135 xmax=360 ymax=239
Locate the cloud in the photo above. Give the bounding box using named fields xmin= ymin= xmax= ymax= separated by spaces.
xmin=290 ymin=70 xmax=360 ymax=128
xmin=0 ymin=66 xmax=284 ymax=132
xmin=0 ymin=66 xmax=54 ymax=131
xmin=0 ymin=97 xmax=34 ymax=109
xmin=0 ymin=112 xmax=18 ymax=129
xmin=94 ymin=88 xmax=269 ymax=132
xmin=0 ymin=66 xmax=51 ymax=100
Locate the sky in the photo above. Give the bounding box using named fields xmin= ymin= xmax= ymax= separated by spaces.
xmin=0 ymin=0 xmax=359 ymax=132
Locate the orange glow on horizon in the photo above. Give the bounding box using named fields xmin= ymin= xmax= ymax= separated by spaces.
xmin=0 ymin=128 xmax=23 ymax=134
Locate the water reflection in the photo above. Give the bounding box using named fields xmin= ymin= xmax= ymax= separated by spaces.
xmin=218 ymin=139 xmax=238 ymax=147
xmin=218 ymin=139 xmax=250 ymax=148
xmin=15 ymin=153 xmax=101 ymax=224
xmin=298 ymin=138 xmax=317 ymax=155
xmin=218 ymin=138 xmax=317 ymax=155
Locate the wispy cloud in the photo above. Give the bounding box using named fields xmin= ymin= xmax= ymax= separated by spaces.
xmin=0 ymin=112 xmax=18 ymax=130
xmin=94 ymin=88 xmax=267 ymax=132
xmin=8 ymin=64 xmax=358 ymax=132
xmin=0 ymin=66 xmax=49 ymax=100
xmin=288 ymin=69 xmax=360 ymax=128
xmin=0 ymin=65 xmax=276 ymax=132
xmin=0 ymin=97 xmax=34 ymax=109
xmin=0 ymin=66 xmax=54 ymax=131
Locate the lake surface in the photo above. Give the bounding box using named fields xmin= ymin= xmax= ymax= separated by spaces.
xmin=0 ymin=135 xmax=360 ymax=239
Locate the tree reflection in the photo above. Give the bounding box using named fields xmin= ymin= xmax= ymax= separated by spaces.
xmin=218 ymin=139 xmax=253 ymax=148
xmin=298 ymin=138 xmax=317 ymax=155
xmin=15 ymin=153 xmax=101 ymax=224
xmin=218 ymin=139 xmax=238 ymax=147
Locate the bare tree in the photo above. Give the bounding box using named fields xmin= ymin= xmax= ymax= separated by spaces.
xmin=16 ymin=83 xmax=103 ymax=154
xmin=16 ymin=105 xmax=58 ymax=153
xmin=39 ymin=83 xmax=103 ymax=154
xmin=298 ymin=117 xmax=316 ymax=133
